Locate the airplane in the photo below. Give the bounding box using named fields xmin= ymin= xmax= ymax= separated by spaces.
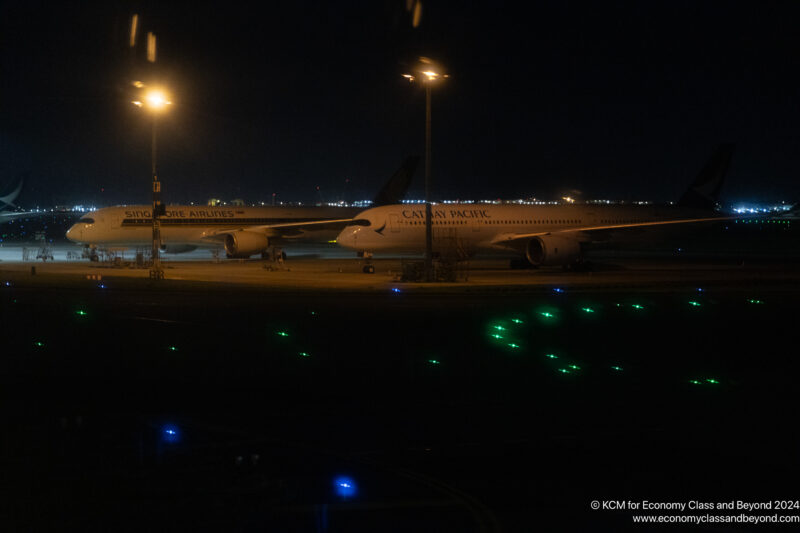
xmin=336 ymin=145 xmax=737 ymax=272
xmin=66 ymin=157 xmax=418 ymax=260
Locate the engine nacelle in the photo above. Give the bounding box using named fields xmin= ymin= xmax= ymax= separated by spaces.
xmin=224 ymin=231 xmax=269 ymax=258
xmin=525 ymin=235 xmax=581 ymax=266
xmin=162 ymin=245 xmax=198 ymax=254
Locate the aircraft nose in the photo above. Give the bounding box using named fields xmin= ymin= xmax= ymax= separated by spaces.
xmin=65 ymin=224 xmax=80 ymax=243
xmin=336 ymin=226 xmax=361 ymax=250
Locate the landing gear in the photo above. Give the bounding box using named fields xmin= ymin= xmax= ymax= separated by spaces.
xmin=358 ymin=251 xmax=375 ymax=274
xmin=262 ymin=247 xmax=286 ymax=262
xmin=82 ymin=245 xmax=99 ymax=262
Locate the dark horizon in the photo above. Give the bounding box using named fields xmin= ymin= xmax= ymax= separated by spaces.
xmin=3 ymin=2 xmax=800 ymax=207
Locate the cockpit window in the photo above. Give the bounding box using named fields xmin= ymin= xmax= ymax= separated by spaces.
xmin=79 ymin=217 xmax=95 ymax=224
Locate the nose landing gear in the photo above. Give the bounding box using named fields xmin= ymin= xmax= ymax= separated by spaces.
xmin=358 ymin=251 xmax=375 ymax=274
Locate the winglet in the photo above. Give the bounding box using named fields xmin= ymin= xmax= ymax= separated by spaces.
xmin=677 ymin=144 xmax=734 ymax=209
xmin=371 ymin=156 xmax=419 ymax=206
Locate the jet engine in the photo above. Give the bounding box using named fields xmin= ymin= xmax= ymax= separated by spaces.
xmin=525 ymin=235 xmax=581 ymax=266
xmin=224 ymin=231 xmax=269 ymax=258
xmin=162 ymin=245 xmax=198 ymax=254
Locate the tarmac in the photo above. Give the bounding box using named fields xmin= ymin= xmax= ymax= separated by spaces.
xmin=0 ymin=243 xmax=798 ymax=293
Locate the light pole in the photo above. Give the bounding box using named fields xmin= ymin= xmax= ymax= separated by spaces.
xmin=403 ymin=61 xmax=446 ymax=281
xmin=133 ymin=88 xmax=171 ymax=279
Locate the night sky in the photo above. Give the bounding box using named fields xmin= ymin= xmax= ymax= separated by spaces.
xmin=3 ymin=1 xmax=800 ymax=207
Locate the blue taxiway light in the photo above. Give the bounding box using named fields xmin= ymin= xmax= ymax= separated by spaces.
xmin=162 ymin=425 xmax=181 ymax=443
xmin=334 ymin=476 xmax=357 ymax=498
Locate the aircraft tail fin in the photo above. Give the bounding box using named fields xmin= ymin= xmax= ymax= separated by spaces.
xmin=371 ymin=156 xmax=419 ymax=206
xmin=0 ymin=179 xmax=23 ymax=211
xmin=677 ymin=144 xmax=734 ymax=209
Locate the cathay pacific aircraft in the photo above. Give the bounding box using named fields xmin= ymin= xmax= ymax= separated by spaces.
xmin=337 ymin=145 xmax=737 ymax=271
xmin=0 ymin=179 xmax=25 ymax=221
xmin=66 ymin=157 xmax=417 ymax=259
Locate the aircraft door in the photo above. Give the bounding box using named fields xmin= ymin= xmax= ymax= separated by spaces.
xmin=389 ymin=213 xmax=401 ymax=232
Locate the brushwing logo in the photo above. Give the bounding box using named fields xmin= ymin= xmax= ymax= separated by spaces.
xmin=374 ymin=222 xmax=386 ymax=235
xmin=0 ymin=180 xmax=23 ymax=211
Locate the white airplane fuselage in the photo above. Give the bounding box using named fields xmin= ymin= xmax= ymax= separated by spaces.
xmin=336 ymin=203 xmax=729 ymax=265
xmin=67 ymin=205 xmax=360 ymax=251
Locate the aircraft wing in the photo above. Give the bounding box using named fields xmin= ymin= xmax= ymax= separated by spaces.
xmin=490 ymin=215 xmax=737 ymax=246
xmin=0 ymin=211 xmax=46 ymax=222
xmin=200 ymin=218 xmax=362 ymax=241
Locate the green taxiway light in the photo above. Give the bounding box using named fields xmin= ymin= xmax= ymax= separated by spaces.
xmin=688 ymin=301 xmax=701 ymax=307
xmin=567 ymin=364 xmax=581 ymax=370
xmin=428 ymin=359 xmax=441 ymax=365
xmin=631 ymin=304 xmax=644 ymax=310
xmin=511 ymin=319 xmax=524 ymax=324
xmin=34 ymin=342 xmax=44 ymax=347
xmin=611 ymin=366 xmax=623 ymax=371
xmin=706 ymin=378 xmax=720 ymax=384
xmin=689 ymin=379 xmax=703 ymax=385
xmin=276 ymin=331 xmax=289 ymax=337
xmin=747 ymin=299 xmax=763 ymax=304
xmin=491 ymin=334 xmax=504 ymax=339
xmin=540 ymin=312 xmax=554 ymax=318
xmin=168 ymin=346 xmax=178 ymax=352
xmin=299 ymin=352 xmax=311 ymax=357
xmin=75 ymin=310 xmax=88 ymax=316
xmin=557 ymin=368 xmax=572 ymax=374
xmin=508 ymin=343 xmax=520 ymax=349
xmin=545 ymin=353 xmax=558 ymax=359
xmin=581 ymin=307 xmax=595 ymax=313
xmin=493 ymin=325 xmax=506 ymax=331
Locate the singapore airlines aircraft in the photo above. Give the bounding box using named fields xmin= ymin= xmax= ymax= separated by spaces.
xmin=66 ymin=157 xmax=418 ymax=259
xmin=337 ymin=145 xmax=736 ymax=271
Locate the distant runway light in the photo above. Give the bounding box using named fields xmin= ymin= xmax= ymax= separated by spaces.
xmin=162 ymin=424 xmax=180 ymax=443
xmin=334 ymin=476 xmax=357 ymax=498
